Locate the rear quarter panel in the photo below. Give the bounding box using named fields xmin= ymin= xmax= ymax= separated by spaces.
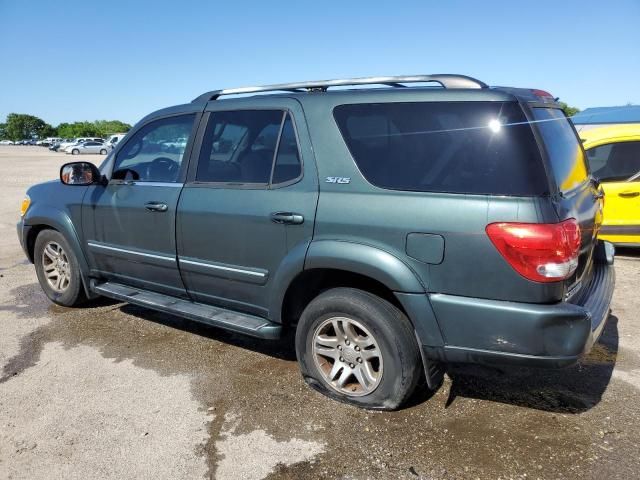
xmin=300 ymin=93 xmax=565 ymax=303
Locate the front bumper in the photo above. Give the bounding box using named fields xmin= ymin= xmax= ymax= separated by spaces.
xmin=17 ymin=221 xmax=32 ymax=261
xmin=425 ymin=242 xmax=615 ymax=368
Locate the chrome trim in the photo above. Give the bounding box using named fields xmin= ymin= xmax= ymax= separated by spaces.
xmin=108 ymin=181 xmax=183 ymax=188
xmin=87 ymin=242 xmax=176 ymax=262
xmin=179 ymin=258 xmax=266 ymax=278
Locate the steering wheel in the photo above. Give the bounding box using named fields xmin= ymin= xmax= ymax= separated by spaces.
xmin=146 ymin=157 xmax=178 ymax=181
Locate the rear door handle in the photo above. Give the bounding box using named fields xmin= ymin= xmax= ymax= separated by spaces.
xmin=145 ymin=202 xmax=168 ymax=212
xmin=618 ymin=191 xmax=640 ymax=198
xmin=271 ymin=212 xmax=304 ymax=225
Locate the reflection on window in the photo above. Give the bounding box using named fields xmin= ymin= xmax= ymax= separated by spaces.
xmin=112 ymin=114 xmax=195 ymax=183
xmin=532 ymin=108 xmax=588 ymax=192
xmin=196 ymin=110 xmax=283 ymax=184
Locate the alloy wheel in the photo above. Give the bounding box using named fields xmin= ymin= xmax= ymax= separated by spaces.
xmin=312 ymin=316 xmax=383 ymax=396
xmin=41 ymin=241 xmax=71 ymax=292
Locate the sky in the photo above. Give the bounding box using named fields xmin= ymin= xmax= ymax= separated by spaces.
xmin=1 ymin=0 xmax=639 ymax=126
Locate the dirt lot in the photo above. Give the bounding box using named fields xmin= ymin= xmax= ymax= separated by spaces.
xmin=1 ymin=145 xmax=639 ymax=480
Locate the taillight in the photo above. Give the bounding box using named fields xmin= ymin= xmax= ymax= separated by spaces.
xmin=486 ymin=219 xmax=581 ymax=283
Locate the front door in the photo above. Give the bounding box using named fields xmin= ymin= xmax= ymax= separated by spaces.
xmin=586 ymin=140 xmax=640 ymax=244
xmin=177 ymin=100 xmax=318 ymax=318
xmin=82 ymin=112 xmax=199 ymax=296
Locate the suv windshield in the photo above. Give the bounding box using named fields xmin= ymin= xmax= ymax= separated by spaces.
xmin=532 ymin=108 xmax=588 ymax=193
xmin=334 ymin=101 xmax=548 ymax=195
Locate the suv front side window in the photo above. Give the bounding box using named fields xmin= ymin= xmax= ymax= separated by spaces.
xmin=111 ymin=114 xmax=195 ymax=183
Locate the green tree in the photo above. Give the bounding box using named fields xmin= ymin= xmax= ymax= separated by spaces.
xmin=56 ymin=121 xmax=100 ymax=138
xmin=0 ymin=123 xmax=6 ymax=139
xmin=558 ymin=102 xmax=580 ymax=117
xmin=4 ymin=113 xmax=54 ymax=141
xmin=93 ymin=120 xmax=132 ymax=136
xmin=56 ymin=120 xmax=131 ymax=138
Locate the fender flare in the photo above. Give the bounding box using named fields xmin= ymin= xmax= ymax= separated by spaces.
xmin=304 ymin=240 xmax=426 ymax=293
xmin=294 ymin=240 xmax=444 ymax=347
xmin=23 ymin=205 xmax=96 ymax=299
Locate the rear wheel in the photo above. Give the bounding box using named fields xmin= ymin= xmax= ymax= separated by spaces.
xmin=295 ymin=288 xmax=422 ymax=410
xmin=34 ymin=230 xmax=86 ymax=306
xmin=100 ymin=149 xmax=107 ymax=155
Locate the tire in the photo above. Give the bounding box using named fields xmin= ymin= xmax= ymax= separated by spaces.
xmin=72 ymin=149 xmax=79 ymax=155
xmin=100 ymin=149 xmax=107 ymax=155
xmin=34 ymin=229 xmax=86 ymax=307
xmin=295 ymin=288 xmax=422 ymax=410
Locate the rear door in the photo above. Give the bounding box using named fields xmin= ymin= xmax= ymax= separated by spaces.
xmin=177 ymin=99 xmax=318 ymax=319
xmin=531 ymin=107 xmax=603 ymax=292
xmin=82 ymin=112 xmax=199 ymax=297
xmin=585 ymin=140 xmax=640 ymax=243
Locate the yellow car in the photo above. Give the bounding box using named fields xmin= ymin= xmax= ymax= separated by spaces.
xmin=580 ymin=124 xmax=640 ymax=246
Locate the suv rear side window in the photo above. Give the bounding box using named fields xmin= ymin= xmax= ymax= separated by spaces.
xmin=532 ymin=108 xmax=588 ymax=192
xmin=334 ymin=102 xmax=547 ymax=195
xmin=196 ymin=110 xmax=302 ymax=185
xmin=586 ymin=141 xmax=640 ymax=182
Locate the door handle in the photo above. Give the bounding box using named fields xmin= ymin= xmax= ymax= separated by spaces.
xmin=618 ymin=191 xmax=640 ymax=198
xmin=270 ymin=212 xmax=304 ymax=225
xmin=145 ymin=202 xmax=168 ymax=212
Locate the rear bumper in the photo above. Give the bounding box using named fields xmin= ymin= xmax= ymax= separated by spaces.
xmin=425 ymin=242 xmax=615 ymax=368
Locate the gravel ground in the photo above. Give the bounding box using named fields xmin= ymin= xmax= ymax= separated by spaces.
xmin=0 ymin=145 xmax=639 ymax=480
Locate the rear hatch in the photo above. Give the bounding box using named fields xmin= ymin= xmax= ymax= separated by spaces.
xmin=528 ymin=106 xmax=603 ymax=298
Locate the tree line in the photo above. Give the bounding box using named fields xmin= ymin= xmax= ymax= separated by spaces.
xmin=0 ymin=113 xmax=132 ymax=141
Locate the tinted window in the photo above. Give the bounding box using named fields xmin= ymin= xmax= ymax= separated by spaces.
xmin=334 ymin=102 xmax=547 ymax=195
xmin=586 ymin=141 xmax=640 ymax=182
xmin=272 ymin=115 xmax=302 ymax=184
xmin=532 ymin=108 xmax=588 ymax=192
xmin=112 ymin=114 xmax=195 ymax=183
xmin=196 ymin=110 xmax=283 ymax=184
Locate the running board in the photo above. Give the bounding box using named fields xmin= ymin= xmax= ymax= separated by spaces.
xmin=91 ymin=281 xmax=282 ymax=340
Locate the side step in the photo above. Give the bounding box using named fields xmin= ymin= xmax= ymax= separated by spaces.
xmin=92 ymin=281 xmax=282 ymax=340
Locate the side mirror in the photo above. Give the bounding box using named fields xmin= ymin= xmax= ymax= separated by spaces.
xmin=60 ymin=162 xmax=104 ymax=186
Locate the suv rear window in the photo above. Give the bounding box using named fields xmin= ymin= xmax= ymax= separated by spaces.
xmin=532 ymin=108 xmax=588 ymax=192
xmin=333 ymin=101 xmax=547 ymax=195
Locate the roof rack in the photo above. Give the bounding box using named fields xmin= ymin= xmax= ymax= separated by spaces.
xmin=192 ymin=74 xmax=488 ymax=103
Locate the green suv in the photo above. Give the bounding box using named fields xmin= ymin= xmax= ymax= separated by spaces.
xmin=17 ymin=74 xmax=615 ymax=409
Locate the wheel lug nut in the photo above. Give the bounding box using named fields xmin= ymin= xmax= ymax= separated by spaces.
xmin=349 ymin=363 xmax=355 ymax=368
xmin=355 ymin=346 xmax=360 ymax=351
xmin=337 ymin=345 xmax=342 ymax=350
xmin=357 ymin=357 xmax=362 ymax=363
xmin=345 ymin=340 xmax=350 ymax=346
xmin=339 ymin=357 xmax=344 ymax=362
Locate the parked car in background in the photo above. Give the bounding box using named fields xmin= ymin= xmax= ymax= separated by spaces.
xmin=581 ymin=123 xmax=640 ymax=246
xmin=105 ymin=133 xmax=127 ymax=149
xmin=18 ymin=74 xmax=615 ymax=410
xmin=65 ymin=141 xmax=109 ymax=155
xmin=0 ymin=140 xmax=14 ymax=145
xmin=57 ymin=137 xmax=104 ymax=152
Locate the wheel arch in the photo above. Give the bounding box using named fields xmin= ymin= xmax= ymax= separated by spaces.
xmin=23 ymin=206 xmax=96 ymax=299
xmin=277 ymin=240 xmax=444 ymax=347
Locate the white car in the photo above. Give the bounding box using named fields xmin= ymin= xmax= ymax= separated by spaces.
xmin=58 ymin=137 xmax=104 ymax=151
xmin=65 ymin=141 xmax=109 ymax=155
xmin=0 ymin=140 xmax=14 ymax=145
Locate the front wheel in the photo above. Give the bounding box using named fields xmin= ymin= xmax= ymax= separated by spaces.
xmin=100 ymin=149 xmax=107 ymax=155
xmin=71 ymin=149 xmax=79 ymax=155
xmin=34 ymin=229 xmax=86 ymax=307
xmin=295 ymin=288 xmax=422 ymax=410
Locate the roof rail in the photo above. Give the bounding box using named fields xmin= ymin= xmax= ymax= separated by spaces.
xmin=191 ymin=74 xmax=488 ymax=103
